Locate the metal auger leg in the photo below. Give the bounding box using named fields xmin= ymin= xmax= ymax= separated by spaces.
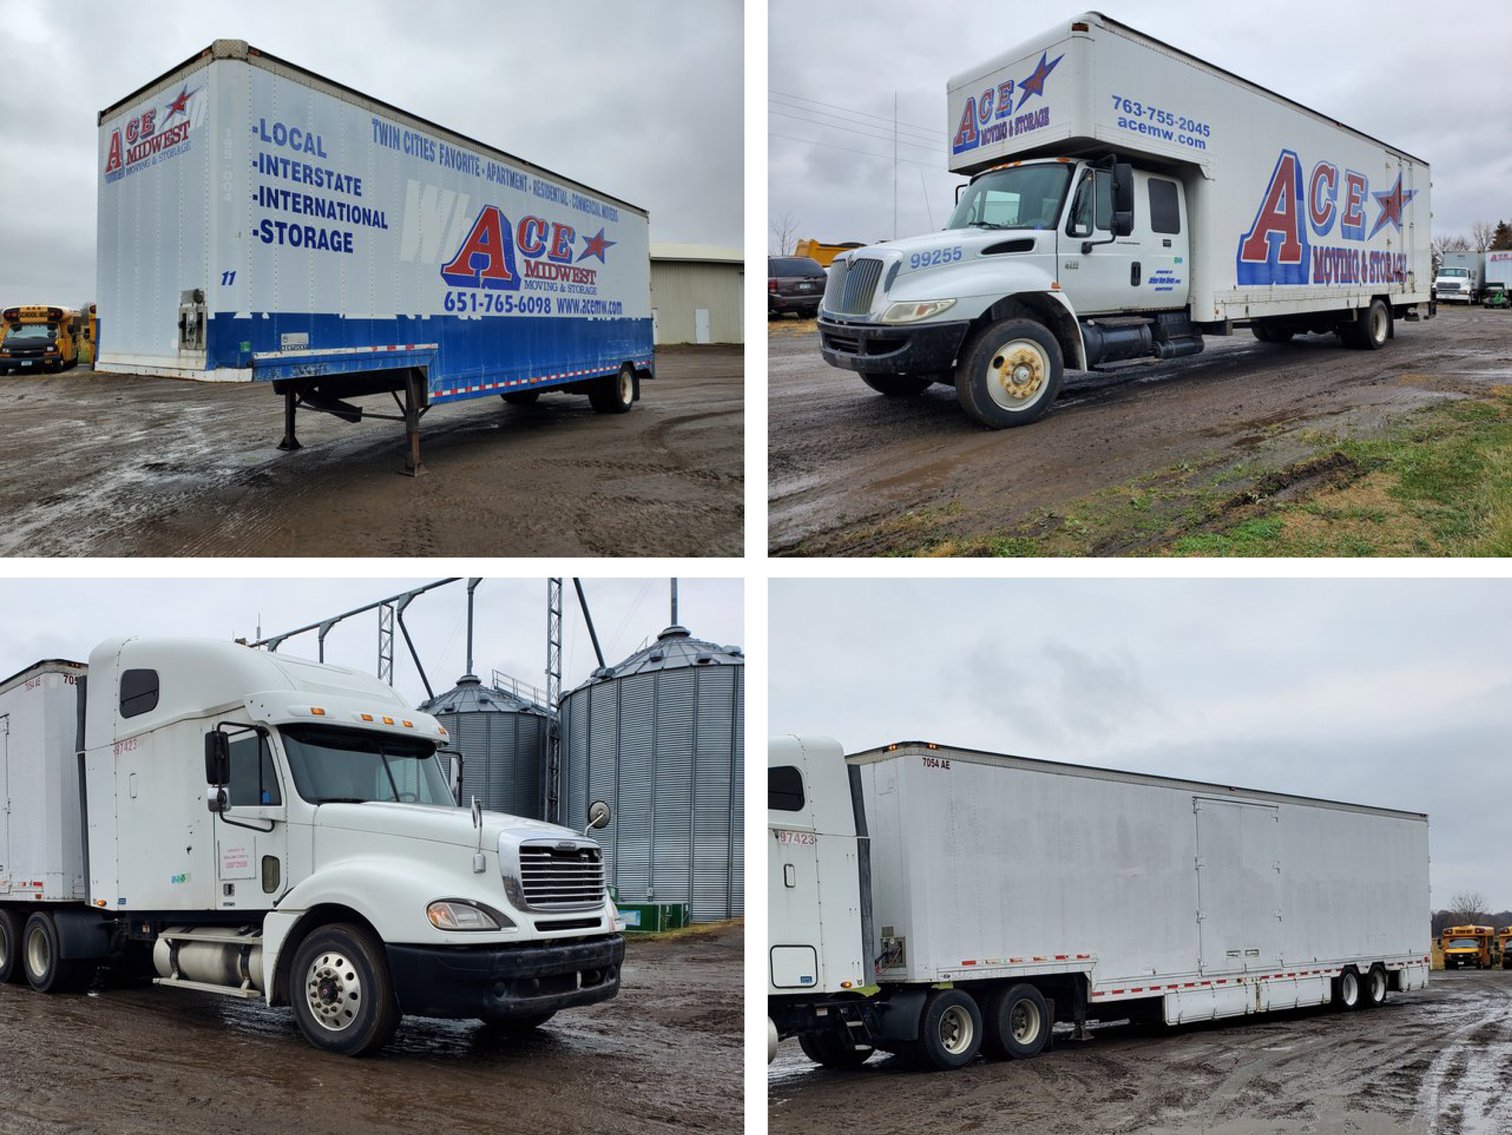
xmin=278 ymin=387 xmax=302 ymax=451
xmin=401 ymin=368 xmax=427 ymax=477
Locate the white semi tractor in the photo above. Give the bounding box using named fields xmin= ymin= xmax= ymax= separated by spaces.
xmin=818 ymin=12 xmax=1433 ymax=426
xmin=768 ymin=737 xmax=1430 ymax=1071
xmin=0 ymin=639 xmax=622 ymax=1055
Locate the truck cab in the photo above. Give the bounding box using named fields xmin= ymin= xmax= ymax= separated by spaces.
xmin=1433 ymin=265 xmax=1476 ymax=304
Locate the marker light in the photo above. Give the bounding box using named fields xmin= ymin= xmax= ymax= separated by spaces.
xmin=310 ymin=707 xmax=326 ymax=716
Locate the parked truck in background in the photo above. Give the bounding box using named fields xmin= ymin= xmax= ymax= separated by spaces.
xmin=1483 ymin=251 xmax=1512 ymax=306
xmin=769 ymin=737 xmax=1430 ymax=1071
xmin=1440 ymin=925 xmax=1496 ymax=969
xmin=795 ymin=239 xmax=866 ymax=268
xmin=817 ymin=12 xmax=1432 ymax=427
xmin=1435 ymin=251 xmax=1483 ymax=304
xmin=0 ymin=306 xmax=84 ymax=374
xmin=0 ymin=639 xmax=623 ymax=1055
xmin=97 ymin=40 xmax=653 ymax=473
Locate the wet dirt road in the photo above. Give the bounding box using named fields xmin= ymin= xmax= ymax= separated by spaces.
xmin=0 ymin=922 xmax=739 ymax=1135
xmin=769 ymin=969 xmax=1512 ymax=1135
xmin=0 ymin=345 xmax=742 ymax=557
xmin=768 ymin=307 xmax=1512 ymax=555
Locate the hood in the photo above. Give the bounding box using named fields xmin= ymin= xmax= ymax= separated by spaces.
xmin=314 ymin=801 xmax=580 ymax=849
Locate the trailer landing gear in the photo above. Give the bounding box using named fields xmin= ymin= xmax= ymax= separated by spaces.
xmin=274 ymin=368 xmax=431 ymax=476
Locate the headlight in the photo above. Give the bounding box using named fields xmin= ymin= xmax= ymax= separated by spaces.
xmin=880 ymin=299 xmax=957 ymax=324
xmin=426 ymin=899 xmax=514 ymax=931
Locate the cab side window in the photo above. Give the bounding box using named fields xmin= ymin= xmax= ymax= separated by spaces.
xmin=1149 ymin=179 xmax=1181 ymax=234
xmin=227 ymin=732 xmax=282 ymax=807
xmin=1067 ymin=171 xmax=1114 ymax=238
xmin=769 ymin=765 xmax=806 ymax=811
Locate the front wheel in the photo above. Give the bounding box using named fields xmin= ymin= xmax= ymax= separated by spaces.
xmin=1348 ymin=299 xmax=1391 ymax=350
xmin=589 ymin=364 xmax=636 ymax=414
xmin=290 ymin=923 xmax=400 ymax=1056
xmin=955 ymin=319 xmax=1063 ymax=428
xmin=861 ymin=374 xmax=933 ymax=397
xmin=906 ymin=988 xmax=982 ymax=1070
xmin=798 ymin=1029 xmax=874 ymax=1067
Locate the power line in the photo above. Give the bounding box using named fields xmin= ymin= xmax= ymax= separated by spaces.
xmin=768 ymin=130 xmax=946 ymax=170
xmin=769 ymin=107 xmax=944 ymax=154
xmin=768 ymin=91 xmax=940 ymax=147
xmin=770 ymin=87 xmax=940 ymax=138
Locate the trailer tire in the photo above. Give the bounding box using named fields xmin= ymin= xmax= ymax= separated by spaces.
xmin=797 ymin=1030 xmax=875 ymax=1068
xmin=1362 ymin=965 xmax=1388 ymax=1008
xmin=955 ymin=319 xmax=1063 ymax=428
xmin=21 ymin=912 xmax=85 ymax=994
xmin=0 ymin=908 xmax=21 ymax=984
xmin=1333 ymin=967 xmax=1362 ymax=1010
xmin=906 ymin=988 xmax=983 ymax=1070
xmin=588 ymin=365 xmax=636 ymax=414
xmin=1348 ymin=300 xmax=1391 ymax=350
xmin=983 ymin=983 xmax=1050 ymax=1060
xmin=501 ymin=390 xmax=540 ymax=405
xmin=290 ymin=923 xmax=400 ymax=1056
xmin=862 ymin=374 xmax=934 ymax=397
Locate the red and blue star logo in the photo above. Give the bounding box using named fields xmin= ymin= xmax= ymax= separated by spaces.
xmin=578 ymin=227 xmax=615 ymax=264
xmin=163 ymin=84 xmax=197 ymax=122
xmin=1368 ymin=173 xmax=1417 ymax=239
xmin=1015 ymin=52 xmax=1063 ymax=110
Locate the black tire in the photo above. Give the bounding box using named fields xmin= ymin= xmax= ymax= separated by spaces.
xmin=1333 ymin=967 xmax=1362 ymax=1010
xmin=905 ymin=988 xmax=982 ymax=1071
xmin=862 ymin=374 xmax=933 ymax=397
xmin=289 ymin=923 xmax=400 ymax=1056
xmin=797 ymin=1030 xmax=874 ymax=1068
xmin=22 ymin=911 xmax=85 ymax=993
xmin=501 ymin=390 xmax=540 ymax=405
xmin=1347 ymin=299 xmax=1391 ymax=350
xmin=1361 ymin=965 xmax=1388 ymax=1008
xmin=588 ymin=364 xmax=636 ymax=414
xmin=478 ymin=1010 xmax=556 ymax=1034
xmin=0 ymin=908 xmax=21 ymax=984
xmin=955 ymin=319 xmax=1063 ymax=428
xmin=1252 ymin=324 xmax=1294 ymax=343
xmin=982 ymin=983 xmax=1050 ymax=1060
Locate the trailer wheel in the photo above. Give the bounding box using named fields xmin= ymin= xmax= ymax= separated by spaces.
xmin=21 ymin=912 xmax=84 ymax=994
xmin=501 ymin=390 xmax=540 ymax=405
xmin=907 ymin=988 xmax=982 ymax=1070
xmin=797 ymin=1030 xmax=875 ymax=1068
xmin=983 ymin=983 xmax=1050 ymax=1060
xmin=861 ymin=375 xmax=933 ymax=397
xmin=1362 ymin=965 xmax=1388 ymax=1008
xmin=0 ymin=909 xmax=21 ymax=984
xmin=290 ymin=923 xmax=400 ymax=1056
xmin=588 ymin=364 xmax=636 ymax=414
xmin=955 ymin=319 xmax=1063 ymax=428
xmin=1348 ymin=300 xmax=1391 ymax=350
xmin=1333 ymin=967 xmax=1362 ymax=1010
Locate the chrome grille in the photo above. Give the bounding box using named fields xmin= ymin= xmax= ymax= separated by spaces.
xmin=518 ymin=841 xmax=606 ymax=912
xmin=824 ymin=257 xmax=884 ymax=316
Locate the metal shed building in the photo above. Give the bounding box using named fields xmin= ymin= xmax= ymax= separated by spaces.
xmin=421 ymin=673 xmax=549 ymax=821
xmin=650 ymin=244 xmax=743 ymax=345
xmin=558 ymin=624 xmax=744 ymax=922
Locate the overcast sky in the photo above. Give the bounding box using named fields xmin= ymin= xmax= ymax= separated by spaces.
xmin=771 ymin=579 xmax=1512 ymax=914
xmin=769 ymin=0 xmax=1512 ymax=250
xmin=0 ymin=576 xmax=742 ymax=708
xmin=0 ymin=0 xmax=741 ymax=306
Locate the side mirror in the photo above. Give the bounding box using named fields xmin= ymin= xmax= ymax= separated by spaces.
xmin=204 ymin=731 xmax=230 ymax=786
xmin=205 ymin=785 xmax=228 ymax=814
xmin=1112 ymin=162 xmax=1136 ymax=236
xmin=585 ymin=799 xmax=612 ymax=836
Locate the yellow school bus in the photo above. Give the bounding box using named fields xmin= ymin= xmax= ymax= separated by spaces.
xmin=1440 ymin=925 xmax=1497 ymax=970
xmin=0 ymin=305 xmax=83 ymax=374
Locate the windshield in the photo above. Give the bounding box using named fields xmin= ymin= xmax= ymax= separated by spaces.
xmin=280 ymin=724 xmax=454 ymax=806
xmin=947 ymin=164 xmax=1073 ymax=232
xmin=3 ymin=324 xmax=56 ymax=342
xmin=1439 ymin=269 xmax=1470 ymax=278
xmin=1447 ymin=939 xmax=1481 ymax=949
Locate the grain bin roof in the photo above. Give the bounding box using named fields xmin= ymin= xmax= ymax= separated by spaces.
xmin=421 ymin=673 xmax=547 ymax=716
xmin=577 ymin=625 xmax=744 ymax=686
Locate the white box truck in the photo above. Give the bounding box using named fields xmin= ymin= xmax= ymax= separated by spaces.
xmin=768 ymin=737 xmax=1430 ymax=1071
xmin=97 ymin=40 xmax=653 ymax=472
xmin=0 ymin=639 xmax=623 ymax=1055
xmin=1483 ymin=250 xmax=1512 ymax=299
xmin=818 ymin=12 xmax=1433 ymax=427
xmin=1435 ymin=251 xmax=1483 ymax=303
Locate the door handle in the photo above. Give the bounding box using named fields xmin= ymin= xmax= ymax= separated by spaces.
xmin=1131 ymin=262 xmax=1142 ymax=286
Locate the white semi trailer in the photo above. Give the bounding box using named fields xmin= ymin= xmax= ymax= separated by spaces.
xmin=768 ymin=737 xmax=1430 ymax=1071
xmin=0 ymin=639 xmax=622 ymax=1055
xmin=818 ymin=12 xmax=1433 ymax=426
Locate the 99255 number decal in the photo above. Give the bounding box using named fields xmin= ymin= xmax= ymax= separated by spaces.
xmin=909 ymin=246 xmax=963 ymax=270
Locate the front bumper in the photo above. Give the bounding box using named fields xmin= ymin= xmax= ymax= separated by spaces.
xmin=818 ymin=316 xmax=971 ymax=376
xmin=387 ymin=933 xmax=625 ymax=1021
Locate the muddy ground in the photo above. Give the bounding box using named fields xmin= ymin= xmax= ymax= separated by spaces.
xmin=768 ymin=306 xmax=1512 ymax=555
xmin=0 ymin=345 xmax=742 ymax=557
xmin=769 ymin=969 xmax=1512 ymax=1135
xmin=0 ymin=922 xmax=739 ymax=1135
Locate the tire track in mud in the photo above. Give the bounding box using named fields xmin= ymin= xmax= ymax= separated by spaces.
xmin=1416 ymin=977 xmax=1512 ymax=1134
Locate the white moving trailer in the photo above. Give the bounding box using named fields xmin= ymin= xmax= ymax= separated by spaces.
xmin=769 ymin=737 xmax=1430 ymax=1071
xmin=818 ymin=12 xmax=1433 ymax=427
xmin=0 ymin=639 xmax=622 ymax=1055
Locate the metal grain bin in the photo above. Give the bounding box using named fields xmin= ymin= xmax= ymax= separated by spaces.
xmin=421 ymin=673 xmax=548 ymax=820
xmin=559 ymin=625 xmax=743 ymax=922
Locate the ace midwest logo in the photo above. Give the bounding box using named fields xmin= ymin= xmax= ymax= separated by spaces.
xmin=102 ymin=82 xmax=200 ymax=182
xmin=440 ymin=205 xmax=618 ymax=293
